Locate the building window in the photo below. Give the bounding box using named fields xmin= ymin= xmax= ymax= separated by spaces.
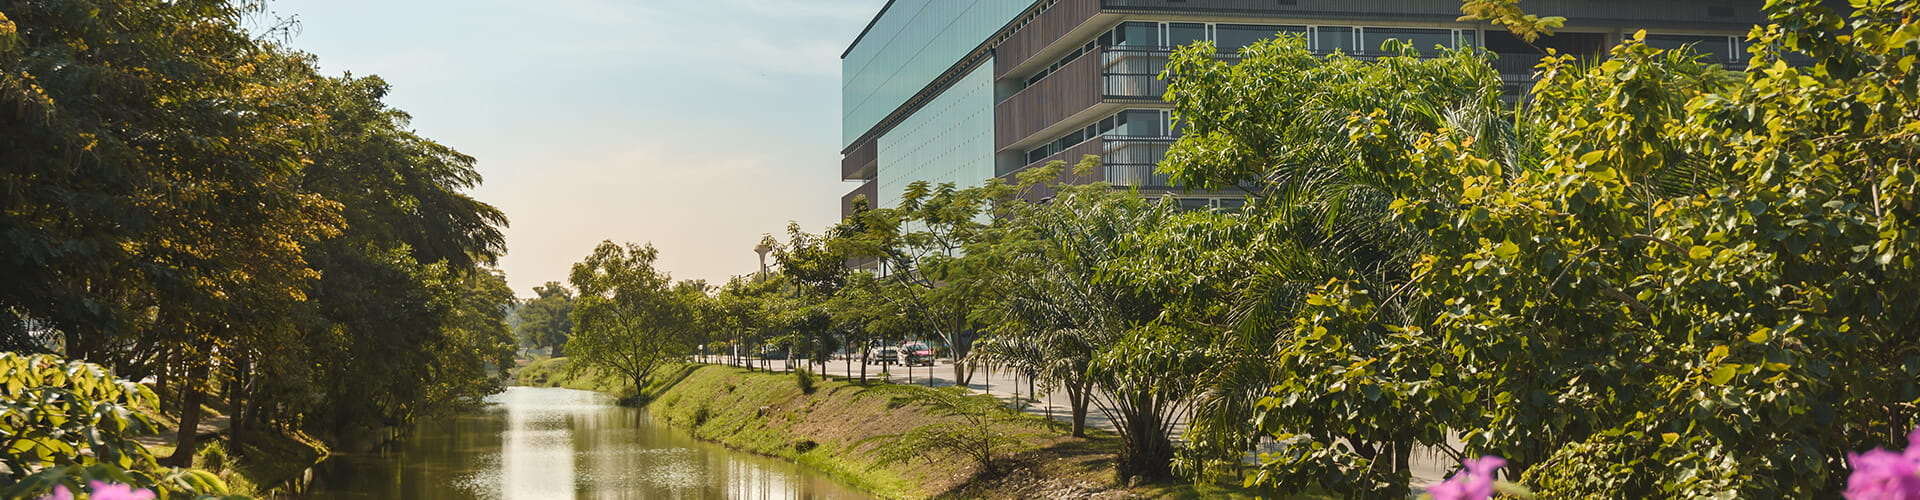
xmin=1644 ymin=34 xmax=1737 ymax=61
xmin=1166 ymin=23 xmax=1209 ymax=49
xmin=1361 ymin=27 xmax=1457 ymax=54
xmin=1313 ymin=26 xmax=1356 ymax=53
xmin=1215 ymin=24 xmax=1309 ymax=51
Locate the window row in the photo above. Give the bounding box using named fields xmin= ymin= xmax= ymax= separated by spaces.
xmin=1103 ymin=21 xmax=1478 ymax=54
xmin=1025 ymin=39 xmax=1100 ymax=87
xmin=1024 ymin=109 xmax=1175 ymax=166
xmin=1643 ymin=34 xmax=1748 ymax=61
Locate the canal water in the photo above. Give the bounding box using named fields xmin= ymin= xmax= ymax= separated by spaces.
xmin=308 ymin=386 xmax=872 ymax=499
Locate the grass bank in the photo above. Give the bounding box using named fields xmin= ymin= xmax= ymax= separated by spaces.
xmin=514 ymin=359 xmax=1324 ymax=499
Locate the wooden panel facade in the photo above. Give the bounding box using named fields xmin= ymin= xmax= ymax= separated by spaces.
xmin=996 ymin=0 xmax=1104 ymax=79
xmin=995 ymin=47 xmax=1104 ymax=152
xmin=841 ymin=138 xmax=878 ymax=181
xmin=842 ymin=181 xmax=879 ymax=219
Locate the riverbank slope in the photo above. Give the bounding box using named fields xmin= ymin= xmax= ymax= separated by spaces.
xmin=516 ymin=358 xmax=1139 ymax=498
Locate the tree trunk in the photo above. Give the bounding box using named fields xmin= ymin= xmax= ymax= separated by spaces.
xmin=163 ymin=363 xmax=210 ymax=467
xmin=1117 ymin=408 xmax=1175 ymax=480
xmin=1394 ymin=439 xmax=1413 ymax=478
xmin=1068 ymin=381 xmax=1090 ymax=438
xmin=859 ymin=349 xmax=868 ymax=382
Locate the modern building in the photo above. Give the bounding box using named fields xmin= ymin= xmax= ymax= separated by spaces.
xmin=840 ymin=0 xmax=1767 ymax=218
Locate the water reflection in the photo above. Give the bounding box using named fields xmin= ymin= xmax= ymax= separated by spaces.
xmin=310 ymin=387 xmax=870 ymax=500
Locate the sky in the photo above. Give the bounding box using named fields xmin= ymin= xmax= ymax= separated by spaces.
xmin=267 ymin=0 xmax=890 ymax=297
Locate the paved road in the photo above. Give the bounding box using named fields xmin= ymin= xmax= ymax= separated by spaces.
xmin=693 ymin=353 xmax=1455 ymax=484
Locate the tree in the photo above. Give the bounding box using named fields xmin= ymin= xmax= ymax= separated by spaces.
xmin=1157 ymin=33 xmax=1518 ymax=493
xmin=516 ymin=282 xmax=575 ymax=356
xmin=840 ymin=181 xmax=998 ymax=385
xmin=1161 ymin=0 xmax=1920 ymax=496
xmin=971 ymin=164 xmax=1228 ymax=480
xmin=568 ymin=241 xmax=700 ymax=399
xmin=0 ymin=0 xmax=514 ymax=470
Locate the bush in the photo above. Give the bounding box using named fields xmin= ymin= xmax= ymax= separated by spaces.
xmin=0 ymin=352 xmax=250 ymax=499
xmin=795 ymin=369 xmax=817 ymax=395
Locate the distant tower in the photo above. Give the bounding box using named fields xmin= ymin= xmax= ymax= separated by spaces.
xmin=753 ymin=241 xmax=771 ymax=278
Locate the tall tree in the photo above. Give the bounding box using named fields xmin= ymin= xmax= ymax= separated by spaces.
xmin=568 ymin=241 xmax=699 ymax=398
xmin=840 ymin=181 xmax=998 ymax=384
xmin=516 ymin=282 xmax=575 ymax=356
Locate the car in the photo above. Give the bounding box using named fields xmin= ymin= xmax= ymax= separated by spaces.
xmin=902 ymin=342 xmax=935 ymax=366
xmin=867 ymin=347 xmax=901 ymax=365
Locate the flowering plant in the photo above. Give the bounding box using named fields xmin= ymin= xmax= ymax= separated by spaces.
xmin=1425 ymin=456 xmax=1535 ymax=500
xmin=40 ymin=481 xmax=156 ymax=500
xmin=1846 ymin=427 xmax=1920 ymax=500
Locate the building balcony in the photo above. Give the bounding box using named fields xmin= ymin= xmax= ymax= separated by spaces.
xmin=996 ymin=45 xmax=1107 ymax=153
xmin=996 ymin=0 xmax=1104 ymax=79
xmin=842 ymin=138 xmax=877 ymax=181
xmin=841 ymin=180 xmax=878 ymax=219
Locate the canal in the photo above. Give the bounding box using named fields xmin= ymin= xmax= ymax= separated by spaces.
xmin=308 ymin=386 xmax=871 ymax=499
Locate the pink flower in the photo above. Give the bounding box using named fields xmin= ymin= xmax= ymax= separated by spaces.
xmin=1429 ymin=455 xmax=1506 ymax=500
xmin=36 ymin=482 xmax=155 ymax=500
xmin=1846 ymin=427 xmax=1920 ymax=500
xmin=39 ymin=485 xmax=73 ymax=500
xmin=84 ymin=481 xmax=155 ymax=500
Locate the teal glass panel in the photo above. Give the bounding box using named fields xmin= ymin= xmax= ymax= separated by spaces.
xmin=875 ymin=63 xmax=997 ymax=210
xmin=842 ymin=0 xmax=1035 ymax=148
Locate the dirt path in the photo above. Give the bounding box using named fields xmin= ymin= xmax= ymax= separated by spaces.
xmin=133 ymin=415 xmax=231 ymax=451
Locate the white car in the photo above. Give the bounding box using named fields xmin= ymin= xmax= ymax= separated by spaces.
xmin=867 ymin=347 xmax=902 ymax=365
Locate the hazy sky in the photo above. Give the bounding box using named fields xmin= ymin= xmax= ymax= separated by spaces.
xmin=269 ymin=0 xmax=889 ymax=297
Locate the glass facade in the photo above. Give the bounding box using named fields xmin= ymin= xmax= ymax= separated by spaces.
xmin=876 ymin=63 xmax=998 ymax=209
xmin=842 ymin=0 xmax=1035 ymax=148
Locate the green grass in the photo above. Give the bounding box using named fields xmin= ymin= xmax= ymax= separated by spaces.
xmin=513 ymin=356 xmax=632 ymax=396
xmin=639 ymin=366 xmax=931 ymax=499
xmin=527 ymin=362 xmax=1333 ymax=500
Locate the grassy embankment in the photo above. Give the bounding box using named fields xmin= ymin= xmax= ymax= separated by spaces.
xmin=515 ymin=357 xmax=1320 ymax=499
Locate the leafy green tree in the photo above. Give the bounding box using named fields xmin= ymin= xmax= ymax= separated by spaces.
xmin=970 ymin=164 xmax=1229 ymax=480
xmin=516 ymin=282 xmax=575 ymax=356
xmin=840 ymin=181 xmax=998 ymax=384
xmin=1157 ymin=33 xmax=1522 ymax=493
xmin=568 ymin=242 xmax=700 ymax=398
xmin=1165 ymin=0 xmax=1920 ymax=496
xmin=1 ymin=0 xmax=512 ymax=465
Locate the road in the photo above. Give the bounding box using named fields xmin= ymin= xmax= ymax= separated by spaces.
xmin=693 ymin=353 xmax=1456 ymax=484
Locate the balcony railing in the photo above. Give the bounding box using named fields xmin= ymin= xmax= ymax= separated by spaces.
xmin=1099 ymin=48 xmax=1704 ymax=100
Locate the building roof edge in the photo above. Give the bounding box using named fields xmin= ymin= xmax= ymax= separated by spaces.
xmin=843 ymin=0 xmax=904 ymax=59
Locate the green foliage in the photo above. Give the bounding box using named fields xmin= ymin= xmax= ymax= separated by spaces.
xmin=0 ymin=353 xmax=248 ymax=499
xmin=861 ymin=385 xmax=1037 ymax=475
xmin=568 ymin=241 xmax=702 ymax=397
xmin=838 ymin=179 xmax=1003 ymax=384
xmin=793 ymin=368 xmax=817 ymax=395
xmin=969 ymin=166 xmax=1237 ymax=480
xmin=1458 ymin=0 xmax=1566 ymax=43
xmin=1163 ymin=0 xmax=1920 ymax=497
xmin=515 ymin=282 xmax=575 ymax=355
xmin=1159 ymin=34 xmax=1517 ymax=494
xmin=0 ymin=353 xmax=159 ymax=479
